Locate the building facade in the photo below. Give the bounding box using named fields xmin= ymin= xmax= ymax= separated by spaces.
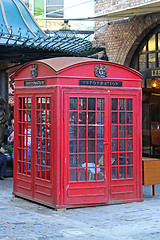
xmin=95 ymin=0 xmax=160 ymax=158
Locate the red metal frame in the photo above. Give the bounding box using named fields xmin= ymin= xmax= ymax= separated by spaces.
xmin=13 ymin=58 xmax=142 ymax=209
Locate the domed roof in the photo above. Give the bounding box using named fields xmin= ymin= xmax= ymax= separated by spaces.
xmin=0 ymin=0 xmax=104 ymax=65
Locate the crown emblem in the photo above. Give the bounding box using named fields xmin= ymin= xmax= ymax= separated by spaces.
xmin=31 ymin=64 xmax=37 ymax=78
xmin=94 ymin=64 xmax=107 ymax=78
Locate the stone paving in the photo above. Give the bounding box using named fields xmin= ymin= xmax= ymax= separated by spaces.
xmin=0 ymin=178 xmax=160 ymax=240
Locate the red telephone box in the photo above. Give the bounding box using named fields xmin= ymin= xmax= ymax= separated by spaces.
xmin=13 ymin=57 xmax=143 ymax=209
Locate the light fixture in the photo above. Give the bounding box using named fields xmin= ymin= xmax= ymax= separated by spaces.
xmin=151 ymin=79 xmax=160 ymax=88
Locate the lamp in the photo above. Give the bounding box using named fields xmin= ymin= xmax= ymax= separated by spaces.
xmin=151 ymin=79 xmax=160 ymax=88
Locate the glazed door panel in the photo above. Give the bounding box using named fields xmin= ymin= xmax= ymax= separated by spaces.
xmin=63 ymin=93 xmax=109 ymax=205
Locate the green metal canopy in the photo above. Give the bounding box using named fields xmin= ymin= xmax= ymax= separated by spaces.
xmin=0 ymin=0 xmax=103 ymax=64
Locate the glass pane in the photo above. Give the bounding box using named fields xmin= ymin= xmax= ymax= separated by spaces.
xmin=119 ymin=153 xmax=125 ymax=165
xmin=79 ymin=169 xmax=86 ymax=181
xmin=139 ymin=54 xmax=146 ymax=72
xmin=88 ymin=126 xmax=95 ymax=138
xmin=127 ymin=153 xmax=133 ymax=165
xmin=112 ymin=153 xmax=118 ymax=165
xmin=97 ymin=168 xmax=104 ymax=181
xmin=127 ymin=166 xmax=133 ymax=178
xmin=127 ymin=126 xmax=133 ymax=138
xmin=69 ymin=169 xmax=77 ymax=182
xmin=127 ymin=112 xmax=132 ymax=124
xmin=47 ymin=98 xmax=50 ymax=109
xmin=97 ymin=98 xmax=104 ymax=110
xmin=119 ymin=167 xmax=125 ymax=179
xmin=97 ymin=154 xmax=104 ymax=166
xmin=127 ymin=99 xmax=132 ymax=110
xmin=42 ymin=98 xmax=45 ymax=109
xmin=88 ymin=98 xmax=95 ymax=110
xmin=119 ymin=139 xmax=125 ymax=151
xmin=79 ymin=140 xmax=86 ymax=153
xmin=79 ymin=98 xmax=86 ymax=110
xmin=79 ymin=126 xmax=86 ymax=138
xmin=88 ymin=168 xmax=95 ymax=181
xmin=97 ymin=126 xmax=104 ymax=138
xmin=148 ymin=53 xmax=156 ymax=69
xmin=119 ymin=99 xmax=125 ymax=110
xmin=79 ymin=154 xmax=86 ymax=167
xmin=158 ymin=33 xmax=160 ymax=50
xmin=112 ymin=112 xmax=118 ymax=124
xmin=112 ymin=167 xmax=118 ymax=179
xmin=127 ymin=139 xmax=133 ymax=151
xmin=119 ymin=112 xmax=125 ymax=124
xmin=112 ymin=139 xmax=118 ymax=151
xmin=69 ymin=140 xmax=77 ymax=153
xmin=97 ymin=112 xmax=104 ymax=124
xmin=69 ymin=155 xmax=77 ymax=167
xmin=148 ymin=35 xmax=155 ymax=51
xmin=88 ymin=154 xmax=95 ymax=164
xmin=69 ymin=112 xmax=77 ymax=124
xmin=70 ymin=98 xmax=77 ymax=110
xmin=119 ymin=126 xmax=125 ymax=138
xmin=88 ymin=140 xmax=95 ymax=152
xmin=112 ymin=99 xmax=118 ymax=110
xmin=112 ymin=126 xmax=118 ymax=138
xmin=69 ymin=126 xmax=77 ymax=139
xmin=88 ymin=112 xmax=95 ymax=124
xmin=97 ymin=140 xmax=104 ymax=152
xmin=79 ymin=112 xmax=86 ymax=124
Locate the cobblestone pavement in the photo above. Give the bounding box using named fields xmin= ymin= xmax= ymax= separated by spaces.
xmin=0 ymin=178 xmax=160 ymax=240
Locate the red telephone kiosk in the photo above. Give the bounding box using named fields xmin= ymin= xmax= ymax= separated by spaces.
xmin=13 ymin=57 xmax=143 ymax=209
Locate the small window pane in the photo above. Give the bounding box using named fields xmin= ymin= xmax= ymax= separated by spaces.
xmin=69 ymin=169 xmax=77 ymax=182
xmin=127 ymin=153 xmax=133 ymax=165
xmin=97 ymin=154 xmax=104 ymax=166
xmin=112 ymin=167 xmax=118 ymax=179
xmin=112 ymin=126 xmax=118 ymax=138
xmin=97 ymin=98 xmax=104 ymax=110
xmin=112 ymin=112 xmax=118 ymax=124
xmin=88 ymin=98 xmax=95 ymax=110
xmin=88 ymin=126 xmax=95 ymax=138
xmin=112 ymin=153 xmax=118 ymax=165
xmin=88 ymin=154 xmax=95 ymax=164
xmin=79 ymin=140 xmax=86 ymax=153
xmin=127 ymin=166 xmax=133 ymax=178
xmin=69 ymin=112 xmax=77 ymax=124
xmin=148 ymin=53 xmax=156 ymax=69
xmin=88 ymin=140 xmax=95 ymax=152
xmin=79 ymin=154 xmax=86 ymax=167
xmin=119 ymin=112 xmax=125 ymax=124
xmin=119 ymin=167 xmax=125 ymax=179
xmin=69 ymin=126 xmax=77 ymax=139
xmin=79 ymin=126 xmax=86 ymax=138
xmin=119 ymin=153 xmax=125 ymax=165
xmin=79 ymin=98 xmax=86 ymax=110
xmin=112 ymin=99 xmax=118 ymax=110
xmin=88 ymin=168 xmax=95 ymax=181
xmin=69 ymin=140 xmax=77 ymax=153
xmin=97 ymin=112 xmax=104 ymax=125
xmin=97 ymin=140 xmax=104 ymax=152
xmin=148 ymin=35 xmax=155 ymax=51
xmin=127 ymin=126 xmax=133 ymax=138
xmin=79 ymin=112 xmax=86 ymax=124
xmin=112 ymin=139 xmax=118 ymax=152
xmin=70 ymin=98 xmax=77 ymax=110
xmin=119 ymin=126 xmax=125 ymax=138
xmin=127 ymin=99 xmax=132 ymax=110
xmin=88 ymin=112 xmax=95 ymax=124
xmin=139 ymin=54 xmax=146 ymax=72
xmin=127 ymin=113 xmax=132 ymax=124
xmin=127 ymin=139 xmax=133 ymax=151
xmin=119 ymin=99 xmax=125 ymax=110
xmin=97 ymin=126 xmax=104 ymax=138
xmin=69 ymin=155 xmax=77 ymax=167
xmin=119 ymin=139 xmax=125 ymax=151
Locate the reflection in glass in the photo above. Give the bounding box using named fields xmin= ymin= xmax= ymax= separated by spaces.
xmin=79 ymin=98 xmax=86 ymax=110
xmin=127 ymin=99 xmax=132 ymax=110
xmin=127 ymin=153 xmax=133 ymax=164
xmin=69 ymin=169 xmax=77 ymax=182
xmin=112 ymin=99 xmax=118 ymax=110
xmin=112 ymin=126 xmax=118 ymax=138
xmin=88 ymin=154 xmax=95 ymax=164
xmin=112 ymin=167 xmax=118 ymax=179
xmin=119 ymin=139 xmax=125 ymax=151
xmin=119 ymin=99 xmax=125 ymax=110
xmin=97 ymin=168 xmax=104 ymax=181
xmin=127 ymin=112 xmax=132 ymax=124
xmin=69 ymin=140 xmax=77 ymax=153
xmin=139 ymin=54 xmax=146 ymax=72
xmin=70 ymin=98 xmax=77 ymax=110
xmin=97 ymin=140 xmax=104 ymax=152
xmin=88 ymin=112 xmax=95 ymax=124
xmin=97 ymin=126 xmax=104 ymax=138
xmin=112 ymin=139 xmax=118 ymax=151
xmin=69 ymin=126 xmax=77 ymax=139
xmin=148 ymin=35 xmax=155 ymax=51
xmin=119 ymin=112 xmax=125 ymax=124
xmin=127 ymin=126 xmax=133 ymax=137
xmin=79 ymin=140 xmax=86 ymax=153
xmin=97 ymin=112 xmax=104 ymax=124
xmin=88 ymin=98 xmax=95 ymax=110
xmin=127 ymin=139 xmax=133 ymax=151
xmin=79 ymin=112 xmax=86 ymax=124
xmin=69 ymin=155 xmax=77 ymax=167
xmin=88 ymin=168 xmax=95 ymax=181
xmin=97 ymin=154 xmax=104 ymax=166
xmin=148 ymin=53 xmax=156 ymax=69
xmin=119 ymin=167 xmax=125 ymax=179
xmin=79 ymin=126 xmax=86 ymax=139
xmin=112 ymin=112 xmax=118 ymax=124
xmin=127 ymin=167 xmax=133 ymax=178
xmin=79 ymin=154 xmax=86 ymax=167
xmin=119 ymin=153 xmax=125 ymax=165
xmin=88 ymin=140 xmax=95 ymax=152
xmin=112 ymin=153 xmax=118 ymax=165
xmin=69 ymin=112 xmax=77 ymax=124
xmin=119 ymin=126 xmax=125 ymax=138
xmin=97 ymin=98 xmax=104 ymax=110
xmin=88 ymin=126 xmax=95 ymax=138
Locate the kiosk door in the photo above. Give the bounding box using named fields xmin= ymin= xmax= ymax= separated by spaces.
xmin=63 ymin=93 xmax=109 ymax=205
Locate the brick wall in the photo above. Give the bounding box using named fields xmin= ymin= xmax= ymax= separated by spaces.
xmin=94 ymin=13 xmax=160 ymax=66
